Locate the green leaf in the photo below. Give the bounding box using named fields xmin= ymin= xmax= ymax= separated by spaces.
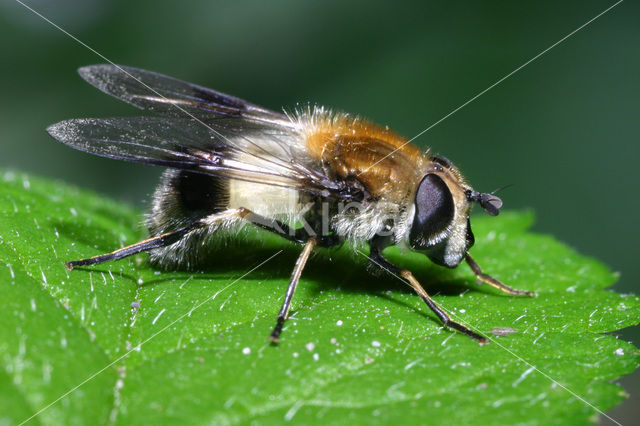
xmin=0 ymin=170 xmax=638 ymax=425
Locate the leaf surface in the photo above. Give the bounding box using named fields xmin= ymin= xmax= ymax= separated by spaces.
xmin=0 ymin=170 xmax=638 ymax=425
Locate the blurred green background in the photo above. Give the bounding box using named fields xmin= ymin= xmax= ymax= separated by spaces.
xmin=1 ymin=0 xmax=638 ymax=422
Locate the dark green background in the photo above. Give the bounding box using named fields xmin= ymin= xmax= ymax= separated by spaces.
xmin=1 ymin=0 xmax=638 ymax=422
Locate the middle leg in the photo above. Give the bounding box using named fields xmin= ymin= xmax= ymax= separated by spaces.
xmin=269 ymin=238 xmax=317 ymax=343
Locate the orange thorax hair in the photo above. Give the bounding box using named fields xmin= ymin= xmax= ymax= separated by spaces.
xmin=302 ymin=110 xmax=426 ymax=202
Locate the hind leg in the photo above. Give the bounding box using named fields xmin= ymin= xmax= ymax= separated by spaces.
xmin=66 ymin=209 xmax=246 ymax=269
xmin=67 ymin=207 xmax=339 ymax=269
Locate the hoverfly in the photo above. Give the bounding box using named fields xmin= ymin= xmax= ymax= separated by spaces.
xmin=47 ymin=65 xmax=534 ymax=344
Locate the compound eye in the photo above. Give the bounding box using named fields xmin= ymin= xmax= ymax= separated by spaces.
xmin=409 ymin=174 xmax=455 ymax=249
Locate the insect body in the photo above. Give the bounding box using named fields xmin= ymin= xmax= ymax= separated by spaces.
xmin=47 ymin=65 xmax=534 ymax=344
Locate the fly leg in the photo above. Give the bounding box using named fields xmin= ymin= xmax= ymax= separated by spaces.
xmin=369 ymin=247 xmax=488 ymax=344
xmin=66 ymin=208 xmax=246 ymax=269
xmin=67 ymin=204 xmax=338 ymax=269
xmin=400 ymin=269 xmax=488 ymax=343
xmin=269 ymin=238 xmax=317 ymax=343
xmin=243 ymin=210 xmax=339 ymax=248
xmin=465 ymin=254 xmax=535 ymax=296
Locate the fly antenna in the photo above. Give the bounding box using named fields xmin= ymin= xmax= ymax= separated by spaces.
xmin=490 ymin=184 xmax=514 ymax=195
xmin=466 ymin=189 xmax=504 ymax=216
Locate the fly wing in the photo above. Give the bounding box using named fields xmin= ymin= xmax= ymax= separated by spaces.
xmin=77 ymin=64 xmax=292 ymax=127
xmin=51 ymin=65 xmax=353 ymax=199
xmin=47 ymin=116 xmax=343 ymax=197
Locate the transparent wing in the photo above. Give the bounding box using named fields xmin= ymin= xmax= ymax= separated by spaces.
xmin=47 ymin=116 xmax=342 ymax=197
xmin=77 ymin=64 xmax=292 ymax=127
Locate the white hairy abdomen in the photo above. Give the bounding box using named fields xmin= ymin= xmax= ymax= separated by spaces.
xmin=228 ymin=180 xmax=300 ymax=218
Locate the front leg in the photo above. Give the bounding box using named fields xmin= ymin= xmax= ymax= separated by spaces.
xmin=369 ymin=246 xmax=488 ymax=344
xmin=465 ymin=254 xmax=535 ymax=296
